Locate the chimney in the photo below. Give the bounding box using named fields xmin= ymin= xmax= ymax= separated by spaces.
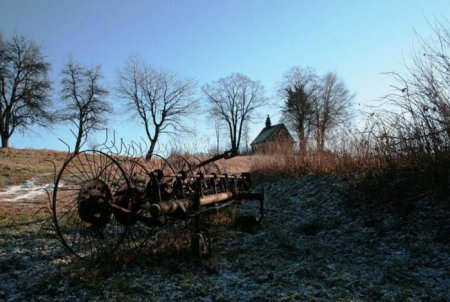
xmin=265 ymin=115 xmax=271 ymax=128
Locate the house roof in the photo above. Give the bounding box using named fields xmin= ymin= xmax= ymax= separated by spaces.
xmin=251 ymin=123 xmax=294 ymax=145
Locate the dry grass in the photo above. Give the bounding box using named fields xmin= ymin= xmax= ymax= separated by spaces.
xmin=215 ymin=155 xmax=253 ymax=174
xmin=1 ymin=141 xmax=448 ymax=221
xmin=250 ymin=144 xmax=386 ymax=178
xmin=166 ymin=152 xmax=253 ymax=174
xmin=0 ymin=148 xmax=254 ymax=223
xmin=0 ymin=148 xmax=68 ymax=223
xmin=0 ymin=148 xmax=68 ymax=189
xmin=248 ymin=139 xmax=450 ymax=214
xmin=0 ymin=201 xmax=51 ymax=226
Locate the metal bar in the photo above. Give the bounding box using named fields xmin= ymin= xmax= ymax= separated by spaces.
xmin=183 ymin=150 xmax=235 ymax=174
xmin=149 ymin=192 xmax=234 ymax=217
xmin=159 ymin=173 xmax=243 ymax=179
xmin=149 ymin=198 xmax=192 ymax=217
xmin=199 ymin=192 xmax=233 ymax=206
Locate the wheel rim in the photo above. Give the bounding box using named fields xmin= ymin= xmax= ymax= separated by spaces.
xmin=116 ymin=158 xmax=152 ymax=250
xmin=116 ymin=156 xmax=180 ymax=250
xmin=52 ymin=150 xmax=130 ymax=260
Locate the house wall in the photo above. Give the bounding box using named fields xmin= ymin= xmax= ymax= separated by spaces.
xmin=251 ymin=128 xmax=294 ymax=154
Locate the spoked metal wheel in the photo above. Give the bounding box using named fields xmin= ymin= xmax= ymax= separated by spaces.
xmin=115 ymin=158 xmax=153 ymax=250
xmin=189 ymin=155 xmax=208 ymax=175
xmin=52 ymin=150 xmax=131 ymax=260
xmin=117 ymin=155 xmax=180 ymax=250
xmin=188 ymin=155 xmax=223 ymax=195
xmin=166 ymin=153 xmax=194 ymax=174
xmin=144 ymin=154 xmax=179 ymax=200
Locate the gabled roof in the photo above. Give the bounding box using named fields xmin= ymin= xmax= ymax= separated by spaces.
xmin=251 ymin=123 xmax=294 ymax=145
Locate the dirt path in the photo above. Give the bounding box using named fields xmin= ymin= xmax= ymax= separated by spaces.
xmin=0 ymin=176 xmax=449 ymax=301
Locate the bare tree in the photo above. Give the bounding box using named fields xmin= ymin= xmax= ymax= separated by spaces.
xmin=59 ymin=59 xmax=110 ymax=153
xmin=280 ymin=67 xmax=353 ymax=152
xmin=279 ymin=67 xmax=318 ymax=153
xmin=405 ymin=20 xmax=450 ymax=141
xmin=358 ymin=19 xmax=450 ymax=200
xmin=312 ymin=72 xmax=353 ymax=151
xmin=203 ymin=73 xmax=266 ymax=154
xmin=0 ymin=33 xmax=52 ymax=148
xmin=377 ymin=19 xmax=450 ymax=161
xmin=116 ymin=57 xmax=197 ymax=159
xmin=241 ymin=119 xmax=250 ymax=154
xmin=213 ymin=117 xmax=223 ymax=154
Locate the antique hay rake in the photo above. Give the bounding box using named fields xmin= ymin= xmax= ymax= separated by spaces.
xmin=51 ymin=147 xmax=264 ymax=261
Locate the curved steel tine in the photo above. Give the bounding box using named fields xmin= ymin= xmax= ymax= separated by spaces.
xmin=58 ymin=138 xmax=71 ymax=158
xmin=137 ymin=141 xmax=143 ymax=157
xmin=140 ymin=137 xmax=148 ymax=153
xmin=130 ymin=143 xmax=137 ymax=158
xmin=110 ymin=130 xmax=119 ymax=155
xmin=94 ymin=128 xmax=109 ymax=152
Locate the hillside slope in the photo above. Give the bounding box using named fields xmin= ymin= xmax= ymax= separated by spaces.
xmin=0 ymin=176 xmax=448 ymax=301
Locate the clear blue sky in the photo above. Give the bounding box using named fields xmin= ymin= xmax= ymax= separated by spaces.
xmin=1 ymin=0 xmax=449 ymax=152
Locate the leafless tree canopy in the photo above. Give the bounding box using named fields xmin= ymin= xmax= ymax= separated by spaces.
xmin=374 ymin=19 xmax=450 ymax=160
xmin=280 ymin=67 xmax=353 ymax=152
xmin=116 ymin=57 xmax=198 ymax=158
xmin=313 ymin=72 xmax=353 ymax=151
xmin=203 ymin=73 xmax=266 ymax=154
xmin=279 ymin=67 xmax=318 ymax=153
xmin=60 ymin=59 xmax=110 ymax=153
xmin=0 ymin=33 xmax=52 ymax=148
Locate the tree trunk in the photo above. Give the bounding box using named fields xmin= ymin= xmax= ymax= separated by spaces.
xmin=74 ymin=122 xmax=84 ymax=154
xmin=316 ymin=131 xmax=321 ymax=152
xmin=315 ymin=125 xmax=326 ymax=152
xmin=146 ymin=135 xmax=158 ymax=160
xmin=231 ymin=142 xmax=239 ymax=155
xmin=216 ymin=125 xmax=220 ymax=154
xmin=231 ymin=123 xmax=239 ymax=154
xmin=1 ymin=135 xmax=9 ymax=148
xmin=299 ymin=132 xmax=304 ymax=154
xmin=319 ymin=127 xmax=326 ymax=152
xmin=298 ymin=129 xmax=307 ymax=155
xmin=1 ymin=123 xmax=10 ymax=148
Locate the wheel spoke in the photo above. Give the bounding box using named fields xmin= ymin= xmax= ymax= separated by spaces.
xmin=52 ymin=150 xmax=130 ymax=260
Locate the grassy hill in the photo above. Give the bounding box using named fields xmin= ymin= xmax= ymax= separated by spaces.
xmin=0 ymin=148 xmax=258 ymax=190
xmin=0 ymin=148 xmax=69 ymax=190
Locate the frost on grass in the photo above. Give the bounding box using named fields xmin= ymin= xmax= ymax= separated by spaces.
xmin=0 ymin=176 xmax=56 ymax=202
xmin=0 ymin=176 xmax=449 ymax=301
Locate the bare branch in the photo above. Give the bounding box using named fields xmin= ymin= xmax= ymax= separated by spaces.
xmin=116 ymin=56 xmax=198 ymax=158
xmin=0 ymin=33 xmax=52 ymax=148
xmin=279 ymin=67 xmax=353 ymax=152
xmin=203 ymin=73 xmax=266 ymax=154
xmin=59 ymin=58 xmax=110 ymax=153
xmin=278 ymin=67 xmax=318 ymax=153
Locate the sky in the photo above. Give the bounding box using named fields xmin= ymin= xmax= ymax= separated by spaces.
xmin=1 ymin=0 xmax=449 ymax=153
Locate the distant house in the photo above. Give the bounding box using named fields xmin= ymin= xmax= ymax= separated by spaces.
xmin=250 ymin=116 xmax=295 ymax=153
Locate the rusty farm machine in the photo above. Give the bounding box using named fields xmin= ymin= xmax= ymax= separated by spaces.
xmin=51 ymin=146 xmax=264 ymax=261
